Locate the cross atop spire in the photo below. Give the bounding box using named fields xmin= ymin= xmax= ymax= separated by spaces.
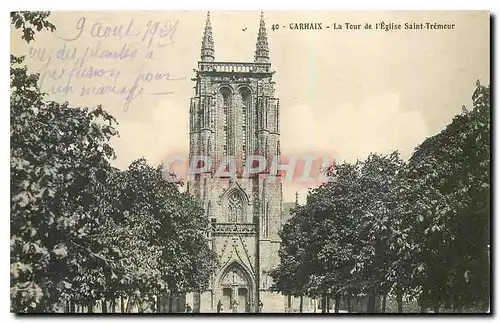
xmin=254 ymin=11 xmax=270 ymax=63
xmin=201 ymin=11 xmax=215 ymax=62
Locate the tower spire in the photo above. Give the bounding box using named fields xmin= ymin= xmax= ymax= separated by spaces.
xmin=201 ymin=11 xmax=214 ymax=62
xmin=254 ymin=11 xmax=269 ymax=63
xmin=295 ymin=192 xmax=299 ymax=207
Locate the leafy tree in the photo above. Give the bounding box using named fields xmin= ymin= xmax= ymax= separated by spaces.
xmin=11 ymin=11 xmax=217 ymax=313
xmin=269 ymin=204 xmax=312 ymax=311
xmin=106 ymin=159 xmax=217 ymax=312
xmin=401 ymin=81 xmax=490 ymax=313
xmin=272 ymin=80 xmax=490 ymax=314
xmin=271 ymin=161 xmax=365 ymax=313
xmin=10 ymin=11 xmax=123 ymax=313
xmin=306 ymin=161 xmax=364 ymax=313
xmin=10 ymin=11 xmax=55 ymax=43
xmin=386 ymin=166 xmax=419 ymax=313
xmin=353 ymin=152 xmax=404 ymax=312
xmin=10 ymin=55 xmax=119 ymax=311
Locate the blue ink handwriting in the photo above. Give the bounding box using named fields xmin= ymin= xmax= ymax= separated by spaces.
xmin=28 ymin=14 xmax=184 ymax=111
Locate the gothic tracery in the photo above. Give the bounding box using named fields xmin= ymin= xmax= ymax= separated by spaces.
xmin=189 ymin=11 xmax=283 ymax=312
xmin=228 ymin=193 xmax=243 ymax=223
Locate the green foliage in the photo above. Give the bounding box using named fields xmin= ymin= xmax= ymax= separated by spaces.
xmin=271 ymin=82 xmax=490 ymax=313
xmin=11 ymin=52 xmax=119 ymax=310
xmin=269 ymin=204 xmax=312 ymax=297
xmin=400 ymin=81 xmax=491 ymax=312
xmin=10 ymin=11 xmax=55 ymax=43
xmin=10 ymin=11 xmax=217 ymax=313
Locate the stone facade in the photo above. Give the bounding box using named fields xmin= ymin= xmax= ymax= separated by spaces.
xmin=185 ymin=12 xmax=286 ymax=313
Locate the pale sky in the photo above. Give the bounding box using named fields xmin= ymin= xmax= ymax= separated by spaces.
xmin=11 ymin=11 xmax=490 ymax=203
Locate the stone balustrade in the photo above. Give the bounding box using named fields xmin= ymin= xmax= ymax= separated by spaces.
xmin=211 ymin=222 xmax=256 ymax=235
xmin=198 ymin=61 xmax=271 ymax=73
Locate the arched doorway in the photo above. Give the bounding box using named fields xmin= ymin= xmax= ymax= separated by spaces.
xmin=216 ymin=262 xmax=254 ymax=313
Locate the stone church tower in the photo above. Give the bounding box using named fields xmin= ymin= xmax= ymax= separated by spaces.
xmin=187 ymin=12 xmax=284 ymax=312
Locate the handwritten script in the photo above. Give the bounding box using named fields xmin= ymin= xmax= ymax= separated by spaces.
xmin=27 ymin=16 xmax=185 ymax=111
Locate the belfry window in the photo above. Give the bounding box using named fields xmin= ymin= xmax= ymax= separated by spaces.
xmin=241 ymin=89 xmax=251 ymax=158
xmin=221 ymin=88 xmax=232 ymax=155
xmin=223 ymin=90 xmax=230 ymax=107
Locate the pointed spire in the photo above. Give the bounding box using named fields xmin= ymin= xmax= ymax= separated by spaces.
xmin=255 ymin=11 xmax=270 ymax=63
xmin=295 ymin=191 xmax=299 ymax=207
xmin=201 ymin=11 xmax=214 ymax=62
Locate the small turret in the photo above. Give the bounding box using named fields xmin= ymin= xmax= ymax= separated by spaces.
xmin=201 ymin=11 xmax=215 ymax=62
xmin=254 ymin=11 xmax=270 ymax=63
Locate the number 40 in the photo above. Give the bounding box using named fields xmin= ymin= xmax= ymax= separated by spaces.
xmin=271 ymin=24 xmax=279 ymax=31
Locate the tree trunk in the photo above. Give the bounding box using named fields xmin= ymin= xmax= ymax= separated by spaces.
xmin=326 ymin=295 xmax=330 ymax=313
xmin=287 ymin=294 xmax=292 ymax=312
xmin=381 ymin=293 xmax=387 ymax=313
xmin=120 ymin=295 xmax=125 ymax=313
xmin=102 ymin=299 xmax=107 ymax=313
xmin=346 ymin=295 xmax=352 ymax=313
xmin=321 ymin=294 xmax=326 ymax=313
xmin=126 ymin=296 xmax=134 ymax=313
xmin=396 ymin=285 xmax=403 ymax=313
xmin=88 ymin=304 xmax=94 ymax=313
xmin=433 ymin=305 xmax=440 ymax=313
xmin=168 ymin=295 xmax=173 ymax=313
xmin=334 ymin=294 xmax=340 ymax=313
xmin=110 ymin=298 xmax=116 ymax=313
xmin=366 ymin=293 xmax=376 ymax=313
xmin=70 ymin=302 xmax=75 ymax=313
xmin=420 ymin=306 xmax=426 ymax=313
xmin=157 ymin=293 xmax=162 ymax=313
xmin=299 ymin=295 xmax=303 ymax=313
xmin=137 ymin=296 xmax=144 ymax=313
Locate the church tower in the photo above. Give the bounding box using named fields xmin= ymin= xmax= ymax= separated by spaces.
xmin=187 ymin=11 xmax=284 ymax=312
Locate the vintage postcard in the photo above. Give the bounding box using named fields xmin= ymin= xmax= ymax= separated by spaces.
xmin=10 ymin=10 xmax=490 ymax=314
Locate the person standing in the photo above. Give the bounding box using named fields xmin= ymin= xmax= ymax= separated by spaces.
xmin=258 ymin=300 xmax=263 ymax=313
xmin=185 ymin=303 xmax=192 ymax=313
xmin=217 ymin=300 xmax=223 ymax=313
xmin=231 ymin=299 xmax=239 ymax=313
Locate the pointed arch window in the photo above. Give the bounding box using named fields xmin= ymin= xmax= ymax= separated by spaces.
xmin=228 ymin=193 xmax=243 ymax=223
xmin=223 ymin=89 xmax=231 ymax=107
xmin=240 ymin=89 xmax=251 ymax=156
xmin=221 ymin=88 xmax=232 ymax=155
